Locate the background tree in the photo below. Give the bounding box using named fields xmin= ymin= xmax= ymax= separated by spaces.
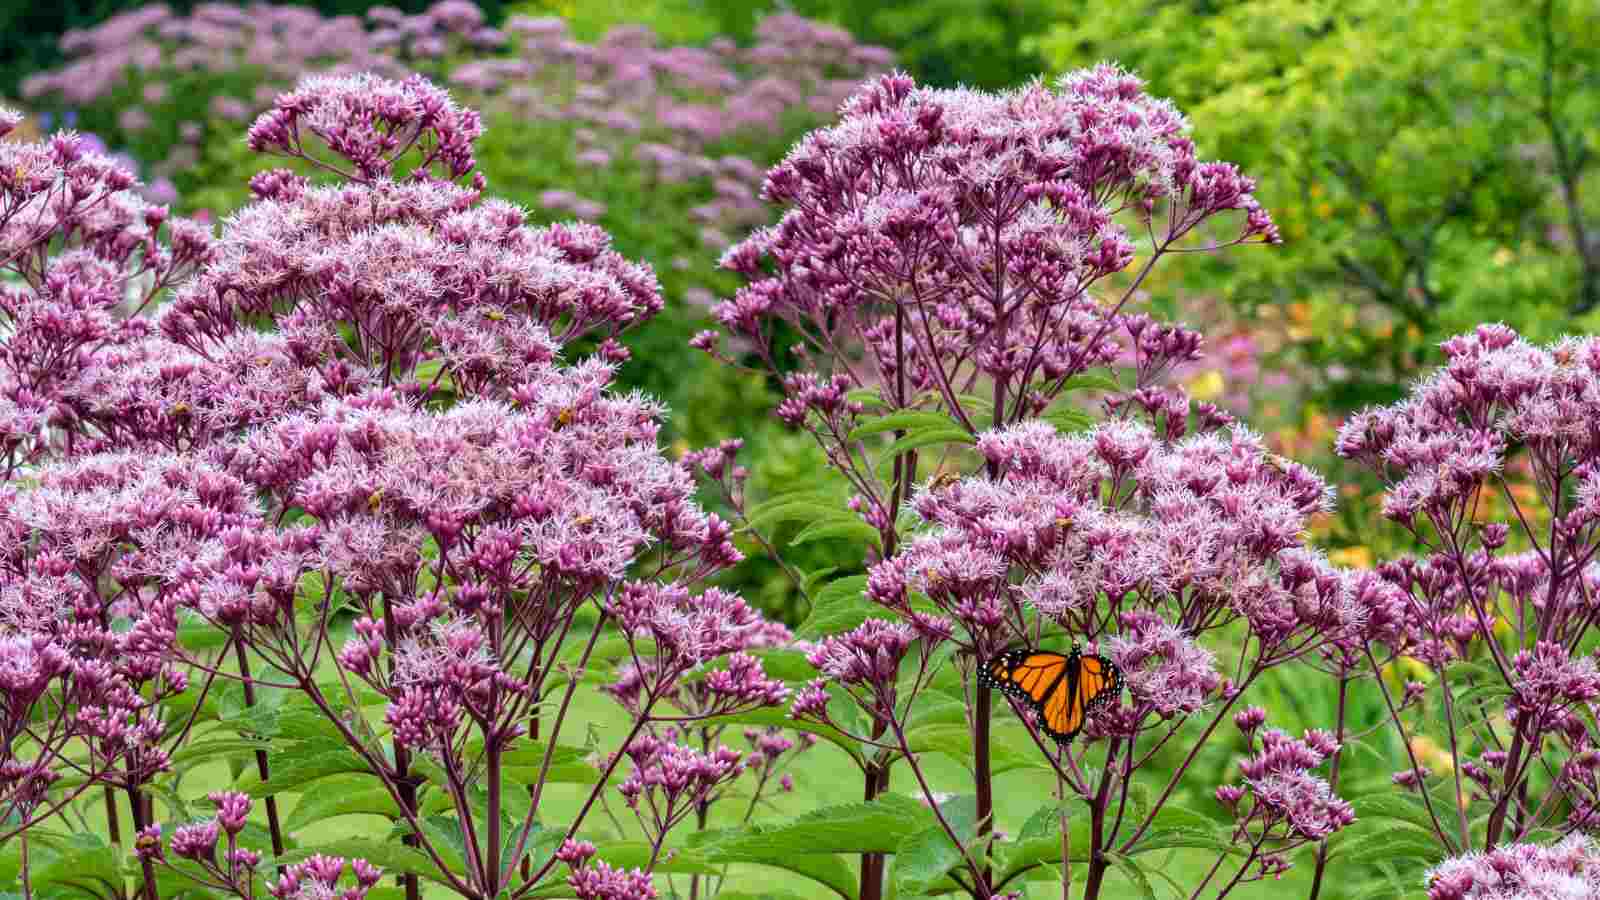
xmin=1034 ymin=0 xmax=1600 ymax=409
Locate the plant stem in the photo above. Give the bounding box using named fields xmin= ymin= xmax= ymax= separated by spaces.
xmin=859 ymin=752 xmax=890 ymax=900
xmin=1057 ymin=767 xmax=1071 ymax=900
xmin=1307 ymin=673 xmax=1350 ymax=900
xmin=1080 ymin=741 xmax=1118 ymax=900
xmin=103 ymin=787 xmax=121 ymax=848
xmin=383 ymin=597 xmax=423 ymax=900
xmin=126 ymin=784 xmax=157 ymax=900
xmin=487 ymin=734 xmax=502 ymax=896
xmin=234 ymin=640 xmax=285 ymax=862
xmin=973 ymin=682 xmax=994 ymax=894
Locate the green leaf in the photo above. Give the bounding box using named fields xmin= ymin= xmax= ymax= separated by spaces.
xmin=1059 ymin=373 xmax=1122 ymax=393
xmin=904 ymin=722 xmax=1048 ymax=775
xmin=688 ymin=830 xmax=857 ymax=900
xmin=413 ymin=815 xmax=470 ymax=875
xmin=749 ymin=648 xmax=819 ymax=683
xmin=1019 ymin=803 xmax=1072 ymax=841
xmin=995 ymin=804 xmax=1091 ymax=883
xmin=846 ymin=387 xmax=887 ymax=408
xmin=747 ymin=500 xmax=853 ymax=534
xmin=1107 ymin=852 xmax=1159 ymax=900
xmin=413 ymin=358 xmax=455 ymax=393
xmin=168 ymin=737 xmax=271 ymax=769
xmin=284 ymin=777 xmax=401 ymax=831
xmin=219 ymin=703 xmax=347 ymax=746
xmin=790 ymin=518 xmax=882 ymax=549
xmin=279 ymin=839 xmax=450 ymax=886
xmin=1326 ymin=821 xmax=1444 ymax=864
xmin=175 ymin=613 xmax=229 ymax=653
xmin=232 ymin=747 xmax=368 ymax=798
xmin=700 ymin=706 xmax=861 ymax=762
xmin=794 ymin=576 xmax=885 ymax=641
xmin=1039 ymin=406 xmax=1094 ymax=434
xmin=498 ymin=740 xmax=603 ymax=786
xmin=891 ymin=795 xmax=978 ymax=896
xmin=872 ymin=428 xmax=977 ymax=472
xmin=28 ymin=833 xmax=124 ymax=897
xmin=1124 ymin=806 xmax=1240 ymax=857
xmin=1350 ymin=792 xmax=1449 ymax=835
xmin=585 ymin=841 xmax=719 ymax=875
xmin=847 ymin=410 xmax=967 ymax=441
xmin=698 ymin=794 xmax=936 ymax=858
xmin=801 ymin=566 xmax=840 ymax=596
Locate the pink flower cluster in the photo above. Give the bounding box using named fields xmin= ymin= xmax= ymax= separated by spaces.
xmin=708 ymin=66 xmax=1275 ymax=427
xmin=1218 ymin=727 xmax=1354 ymax=842
xmin=1426 ymin=834 xmax=1600 ymax=900
xmin=869 ymin=420 xmax=1354 ymax=670
xmin=139 ymin=793 xmax=382 ymax=899
xmin=0 ymin=115 xmax=215 ymax=474
xmin=0 ymin=73 xmax=792 ymax=899
xmin=1339 ymin=325 xmax=1600 ymax=845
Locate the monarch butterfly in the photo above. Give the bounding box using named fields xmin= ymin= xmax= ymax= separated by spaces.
xmin=979 ymin=644 xmax=1122 ymax=743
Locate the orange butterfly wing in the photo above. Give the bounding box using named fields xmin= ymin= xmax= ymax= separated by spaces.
xmin=980 ymin=646 xmax=1122 ymax=743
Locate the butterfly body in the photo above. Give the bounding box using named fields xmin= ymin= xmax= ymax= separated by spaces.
xmin=979 ymin=645 xmax=1122 ymax=743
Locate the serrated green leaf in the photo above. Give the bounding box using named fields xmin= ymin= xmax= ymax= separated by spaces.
xmin=748 ymin=501 xmax=855 ymax=534
xmin=284 ymin=777 xmax=401 ymax=831
xmin=233 ymin=747 xmax=368 ymax=797
xmin=795 ymin=576 xmax=886 ymax=641
xmin=1350 ymin=792 xmax=1449 ymax=835
xmin=176 ymin=613 xmax=229 ymax=652
xmin=1124 ymin=806 xmax=1239 ymax=857
xmin=904 ymin=722 xmax=1048 ymax=775
xmin=27 ymin=833 xmax=123 ymax=897
xmin=219 ymin=703 xmax=347 ymax=745
xmin=891 ymin=795 xmax=978 ymax=896
xmin=698 ymin=706 xmax=861 ymax=762
xmin=846 ymin=387 xmax=887 ymax=408
xmin=749 ymin=648 xmax=818 ymax=683
xmin=848 ymin=410 xmax=967 ymax=441
xmin=413 ymin=815 xmax=469 ymax=875
xmin=1019 ymin=802 xmax=1072 ymax=841
xmin=995 ymin=807 xmax=1091 ymax=882
xmin=1060 ymin=373 xmax=1122 ymax=393
xmin=1326 ymin=821 xmax=1445 ymax=864
xmin=801 ymin=566 xmax=840 ymax=596
xmin=697 ymin=794 xmax=935 ymax=858
xmin=687 ymin=829 xmax=857 ymax=900
xmin=873 ymin=429 xmax=977 ymax=473
xmin=790 ymin=518 xmax=882 ymax=549
xmin=1040 ymin=407 xmax=1094 ymax=434
xmin=168 ymin=737 xmax=272 ymax=769
xmin=587 ymin=841 xmax=718 ymax=875
xmin=1107 ymin=852 xmax=1158 ymax=900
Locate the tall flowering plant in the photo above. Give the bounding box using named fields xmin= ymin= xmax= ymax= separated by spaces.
xmin=1336 ymin=324 xmax=1600 ymax=897
xmin=0 ymin=108 xmax=217 ymax=894
xmin=695 ymin=65 xmax=1354 ymax=899
xmin=0 ymin=73 xmax=798 ymax=900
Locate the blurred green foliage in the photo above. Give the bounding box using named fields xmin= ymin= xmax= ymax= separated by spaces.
xmin=1034 ymin=0 xmax=1600 ymax=410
